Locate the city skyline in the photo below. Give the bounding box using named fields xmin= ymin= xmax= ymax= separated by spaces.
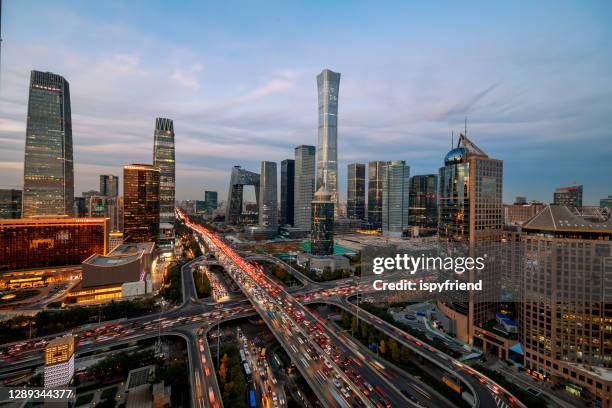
xmin=1 ymin=2 xmax=612 ymax=205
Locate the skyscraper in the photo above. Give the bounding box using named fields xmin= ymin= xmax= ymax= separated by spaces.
xmin=367 ymin=161 xmax=385 ymax=230
xmin=310 ymin=186 xmax=334 ymax=256
xmin=381 ymin=160 xmax=410 ymax=237
xmin=204 ymin=191 xmax=218 ymax=213
xmin=100 ymin=175 xmax=119 ymax=197
xmin=0 ymin=189 xmax=22 ymax=219
xmin=22 ymin=71 xmax=74 ymax=217
xmin=280 ymin=159 xmax=295 ymax=226
xmin=294 ymin=145 xmax=316 ymax=230
xmin=347 ymin=163 xmax=366 ymax=220
xmin=316 ymin=69 xmax=340 ymax=215
xmin=153 ymin=118 xmax=176 ymax=249
xmin=408 ymin=174 xmax=438 ymax=230
xmin=553 ymin=185 xmax=583 ymax=208
xmin=123 ymin=164 xmax=160 ymax=244
xmin=226 ymin=166 xmax=260 ymax=225
xmin=437 ymin=134 xmax=503 ymax=344
xmin=259 ymin=161 xmax=278 ymax=231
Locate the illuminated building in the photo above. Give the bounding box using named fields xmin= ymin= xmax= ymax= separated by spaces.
xmin=294 ymin=145 xmax=316 ymax=230
xmin=0 ymin=189 xmax=22 ymax=219
xmin=347 ymin=163 xmax=365 ymax=220
xmin=553 ymin=184 xmax=583 ymax=208
xmin=153 ymin=118 xmax=176 ymax=249
xmin=280 ymin=159 xmax=295 ymax=226
xmin=520 ymin=206 xmax=612 ymax=406
xmin=44 ymin=335 xmax=75 ymax=388
xmin=310 ymin=186 xmax=334 ymax=256
xmin=367 ymin=161 xmax=385 ymax=230
xmin=408 ymin=174 xmax=438 ymax=232
xmin=381 ymin=160 xmax=410 ymax=237
xmin=0 ymin=217 xmax=108 ymax=272
xmin=316 ymin=69 xmax=341 ymax=215
xmin=100 ymin=174 xmax=119 ymax=197
xmin=123 ymin=164 xmax=160 ymax=244
xmin=437 ymin=134 xmax=503 ymax=344
xmin=22 ymin=71 xmax=74 ymax=218
xmin=108 ymin=231 xmax=123 ymax=252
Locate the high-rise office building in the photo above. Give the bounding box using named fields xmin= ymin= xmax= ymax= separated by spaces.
xmin=311 ymin=186 xmax=334 ymax=256
xmin=294 ymin=145 xmax=316 ymax=230
xmin=226 ymin=166 xmax=260 ymax=225
xmin=553 ymin=185 xmax=583 ymax=208
xmin=316 ymin=69 xmax=340 ymax=215
xmin=520 ymin=206 xmax=612 ymax=404
xmin=280 ymin=159 xmax=295 ymax=226
xmin=204 ymin=191 xmax=218 ymax=213
xmin=367 ymin=161 xmax=385 ymax=230
xmin=381 ymin=160 xmax=410 ymax=237
xmin=408 ymin=174 xmax=438 ymax=230
xmin=437 ymin=134 xmax=503 ymax=344
xmin=0 ymin=189 xmax=22 ymax=219
xmin=123 ymin=164 xmax=160 ymax=244
xmin=601 ymin=195 xmax=612 ymax=208
xmin=259 ymin=161 xmax=278 ymax=231
xmin=22 ymin=71 xmax=74 ymax=217
xmin=347 ymin=163 xmax=366 ymax=220
xmin=44 ymin=335 xmax=75 ymax=388
xmin=100 ymin=175 xmax=119 ymax=197
xmin=153 ymin=118 xmax=176 ymax=249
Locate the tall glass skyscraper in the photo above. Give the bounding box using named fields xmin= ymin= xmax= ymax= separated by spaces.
xmin=0 ymin=189 xmax=22 ymax=219
xmin=100 ymin=175 xmax=119 ymax=197
xmin=367 ymin=161 xmax=385 ymax=229
xmin=381 ymin=160 xmax=410 ymax=237
xmin=316 ymin=69 xmax=340 ymax=215
xmin=259 ymin=161 xmax=278 ymax=231
xmin=280 ymin=159 xmax=295 ymax=226
xmin=123 ymin=164 xmax=160 ymax=244
xmin=153 ymin=118 xmax=176 ymax=248
xmin=204 ymin=191 xmax=218 ymax=213
xmin=347 ymin=163 xmax=366 ymax=220
xmin=310 ymin=186 xmax=334 ymax=256
xmin=22 ymin=71 xmax=74 ymax=217
xmin=408 ymin=174 xmax=438 ymax=230
xmin=294 ymin=145 xmax=316 ymax=230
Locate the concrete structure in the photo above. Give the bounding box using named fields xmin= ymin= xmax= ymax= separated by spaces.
xmin=0 ymin=217 xmax=109 ymax=272
xmin=294 ymin=145 xmax=316 ymax=230
xmin=280 ymin=159 xmax=295 ymax=226
xmin=347 ymin=163 xmax=366 ymax=220
xmin=382 ymin=160 xmax=410 ymax=237
xmin=44 ymin=335 xmax=75 ymax=388
xmin=225 ymin=166 xmax=260 ymax=225
xmin=0 ymin=189 xmax=22 ymax=219
xmin=123 ymin=164 xmax=160 ymax=244
xmin=553 ymin=184 xmax=583 ymax=208
xmin=520 ymin=205 xmax=612 ymax=407
xmin=367 ymin=161 xmax=385 ymax=230
xmin=100 ymin=175 xmax=119 ymax=197
xmin=316 ymin=69 xmax=341 ymax=215
xmin=311 ymin=186 xmax=334 ymax=256
xmin=408 ymin=174 xmax=438 ymax=233
xmin=437 ymin=134 xmax=503 ymax=344
xmin=503 ymin=201 xmax=546 ymax=225
xmin=153 ymin=118 xmax=176 ymax=250
xmin=22 ymin=71 xmax=74 ymax=217
xmin=259 ymin=161 xmax=278 ymax=233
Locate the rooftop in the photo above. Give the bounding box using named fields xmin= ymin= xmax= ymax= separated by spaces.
xmin=523 ymin=205 xmax=612 ymax=232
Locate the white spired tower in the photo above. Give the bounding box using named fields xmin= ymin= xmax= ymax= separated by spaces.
xmin=316 ymin=68 xmax=340 ymax=216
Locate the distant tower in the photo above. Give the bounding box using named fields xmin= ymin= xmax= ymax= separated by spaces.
xmin=310 ymin=186 xmax=334 ymax=256
xmin=294 ymin=145 xmax=316 ymax=230
xmin=123 ymin=164 xmax=160 ymax=243
xmin=347 ymin=163 xmax=366 ymax=220
xmin=316 ymin=69 xmax=341 ymax=216
xmin=280 ymin=159 xmax=295 ymax=226
xmin=367 ymin=161 xmax=385 ymax=229
xmin=22 ymin=71 xmax=74 ymax=217
xmin=553 ymin=185 xmax=583 ymax=208
xmin=204 ymin=191 xmax=218 ymax=213
xmin=381 ymin=160 xmax=410 ymax=237
xmin=153 ymin=118 xmax=176 ymax=249
xmin=44 ymin=335 xmax=75 ymax=388
xmin=100 ymin=175 xmax=119 ymax=197
xmin=259 ymin=161 xmax=278 ymax=231
xmin=408 ymin=174 xmax=438 ymax=230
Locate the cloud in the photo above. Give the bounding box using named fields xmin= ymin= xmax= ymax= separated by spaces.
xmin=171 ymin=63 xmax=204 ymax=90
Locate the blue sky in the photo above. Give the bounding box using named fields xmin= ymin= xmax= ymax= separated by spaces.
xmin=1 ymin=1 xmax=611 ymax=204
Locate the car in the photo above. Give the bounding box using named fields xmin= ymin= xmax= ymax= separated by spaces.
xmin=333 ymin=379 xmax=341 ymax=388
xmin=341 ymin=388 xmax=350 ymax=398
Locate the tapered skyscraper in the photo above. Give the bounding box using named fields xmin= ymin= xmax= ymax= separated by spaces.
xmin=316 ymin=69 xmax=340 ymax=215
xmin=22 ymin=71 xmax=74 ymax=217
xmin=153 ymin=118 xmax=175 ymax=249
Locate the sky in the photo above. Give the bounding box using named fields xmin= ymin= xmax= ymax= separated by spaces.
xmin=1 ymin=1 xmax=611 ymax=205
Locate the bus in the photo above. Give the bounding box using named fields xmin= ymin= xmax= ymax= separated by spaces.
xmin=243 ymin=363 xmax=252 ymax=381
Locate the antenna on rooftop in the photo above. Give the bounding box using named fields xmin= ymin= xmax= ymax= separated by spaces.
xmin=464 ymin=117 xmax=467 ymax=137
xmin=451 ymin=130 xmax=454 ymax=148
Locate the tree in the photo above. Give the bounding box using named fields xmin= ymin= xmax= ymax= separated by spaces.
xmin=379 ymin=339 xmax=387 ymax=355
xmin=219 ymin=353 xmax=229 ymax=383
xmin=400 ymin=345 xmax=412 ymax=364
xmin=351 ymin=315 xmax=359 ymax=336
xmin=360 ymin=319 xmax=369 ymax=340
xmin=389 ymin=339 xmax=400 ymax=362
xmin=341 ymin=311 xmax=351 ymax=328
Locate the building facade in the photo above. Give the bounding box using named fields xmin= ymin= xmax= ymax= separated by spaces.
xmin=100 ymin=175 xmax=119 ymax=197
xmin=226 ymin=166 xmax=260 ymax=225
xmin=601 ymin=195 xmax=612 ymax=208
xmin=367 ymin=161 xmax=385 ymax=230
xmin=347 ymin=163 xmax=366 ymax=220
xmin=259 ymin=161 xmax=278 ymax=232
xmin=123 ymin=164 xmax=160 ymax=244
xmin=44 ymin=335 xmax=75 ymax=388
xmin=153 ymin=118 xmax=176 ymax=249
xmin=22 ymin=71 xmax=74 ymax=217
xmin=0 ymin=217 xmax=109 ymax=272
xmin=316 ymin=69 xmax=341 ymax=214
xmin=437 ymin=134 xmax=504 ymax=344
xmin=381 ymin=160 xmax=410 ymax=237
xmin=310 ymin=187 xmax=334 ymax=256
xmin=408 ymin=174 xmax=438 ymax=231
xmin=553 ymin=185 xmax=583 ymax=208
xmin=204 ymin=191 xmax=218 ymax=213
xmin=280 ymin=159 xmax=295 ymax=226
xmin=294 ymin=145 xmax=316 ymax=230
xmin=504 ymin=202 xmax=546 ymax=225
xmin=0 ymin=189 xmax=22 ymax=219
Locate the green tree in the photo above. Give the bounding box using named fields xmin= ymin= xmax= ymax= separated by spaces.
xmin=351 ymin=315 xmax=359 ymax=336
xmin=400 ymin=345 xmax=412 ymax=364
xmin=389 ymin=339 xmax=400 ymax=362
